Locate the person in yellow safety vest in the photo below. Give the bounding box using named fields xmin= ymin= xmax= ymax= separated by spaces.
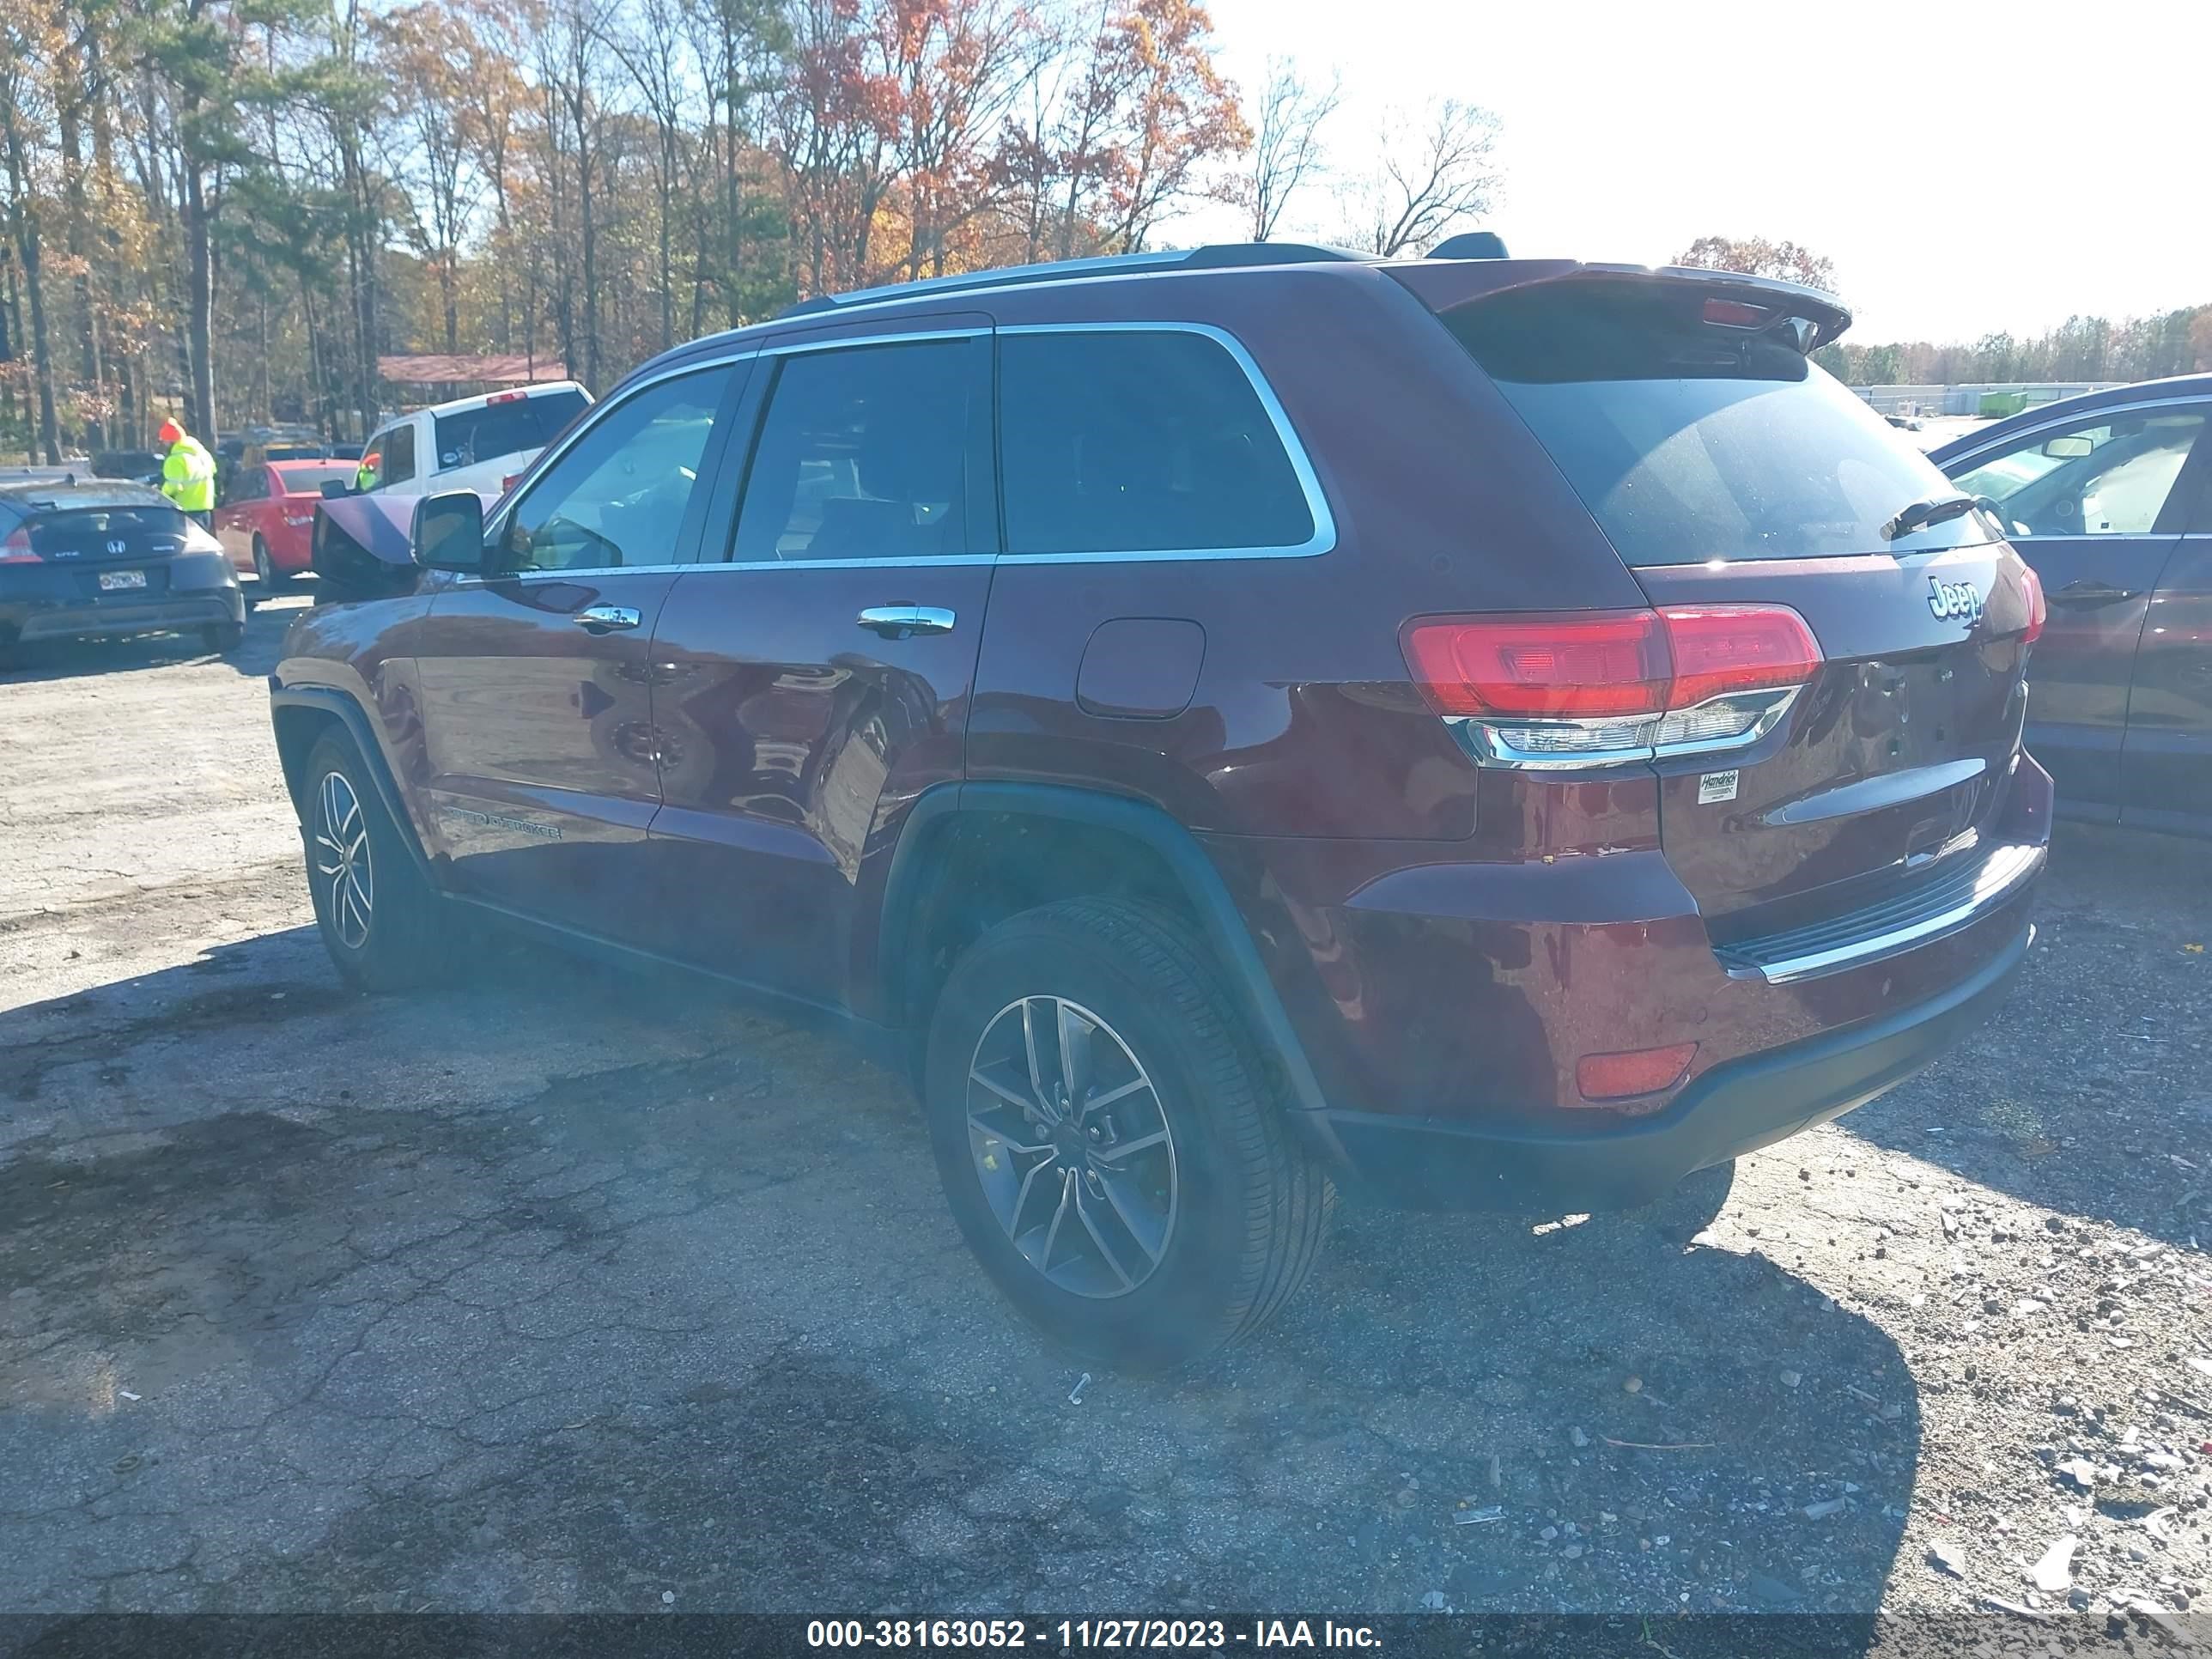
xmin=355 ymin=450 xmax=380 ymax=492
xmin=157 ymin=418 xmax=216 ymax=529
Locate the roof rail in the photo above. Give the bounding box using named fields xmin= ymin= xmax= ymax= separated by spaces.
xmin=776 ymin=242 xmax=1377 ymax=319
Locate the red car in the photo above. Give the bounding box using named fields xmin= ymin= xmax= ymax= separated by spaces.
xmin=214 ymin=459 xmax=357 ymax=593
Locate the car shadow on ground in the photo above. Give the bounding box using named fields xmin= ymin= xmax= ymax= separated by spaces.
xmin=0 ymin=592 xmax=304 ymax=684
xmin=1839 ymin=822 xmax=2211 ymax=1254
xmin=0 ymin=927 xmax=1918 ymax=1623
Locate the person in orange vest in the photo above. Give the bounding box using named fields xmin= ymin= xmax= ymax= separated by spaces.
xmin=158 ymin=419 xmax=216 ymax=529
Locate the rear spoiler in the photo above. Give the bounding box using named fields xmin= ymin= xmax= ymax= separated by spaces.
xmin=1386 ymin=259 xmax=1853 ymax=351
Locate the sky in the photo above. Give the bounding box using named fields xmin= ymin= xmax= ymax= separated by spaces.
xmin=1167 ymin=0 xmax=2209 ymax=345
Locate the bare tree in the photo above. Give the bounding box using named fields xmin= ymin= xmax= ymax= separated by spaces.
xmin=605 ymin=0 xmax=697 ymax=352
xmin=1340 ymin=96 xmax=1499 ymax=258
xmin=1243 ymin=58 xmax=1335 ymax=243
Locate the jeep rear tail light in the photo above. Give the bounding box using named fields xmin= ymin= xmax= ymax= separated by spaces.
xmin=1401 ymin=605 xmax=1820 ymax=769
xmin=0 ymin=526 xmax=37 ymax=563
xmin=1399 ymin=611 xmax=1668 ymax=720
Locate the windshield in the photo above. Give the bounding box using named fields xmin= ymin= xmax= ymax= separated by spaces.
xmin=434 ymin=390 xmax=589 ymax=471
xmin=273 ymin=465 xmax=354 ymax=495
xmin=1447 ymin=283 xmax=1990 ymax=564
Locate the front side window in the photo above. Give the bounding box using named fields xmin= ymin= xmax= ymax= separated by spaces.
xmin=380 ymin=426 xmax=417 ymax=489
xmin=729 ymin=339 xmax=980 ymax=563
xmin=998 ymin=328 xmax=1316 ymax=556
xmin=1947 ymin=409 xmax=2208 ymax=538
xmin=498 ymin=366 xmax=733 ymax=572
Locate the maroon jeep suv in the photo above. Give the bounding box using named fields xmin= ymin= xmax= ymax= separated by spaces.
xmin=270 ymin=244 xmax=2051 ymax=1369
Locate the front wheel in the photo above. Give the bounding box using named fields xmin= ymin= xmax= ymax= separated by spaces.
xmin=923 ymin=898 xmax=1331 ymax=1373
xmin=301 ymin=731 xmax=453 ymax=990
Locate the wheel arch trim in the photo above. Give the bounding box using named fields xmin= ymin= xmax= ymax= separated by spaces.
xmin=877 ymin=781 xmax=1331 ymax=1117
xmin=267 ymin=683 xmax=436 ymax=880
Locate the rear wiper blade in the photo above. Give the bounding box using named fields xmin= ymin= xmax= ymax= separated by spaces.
xmin=1881 ymin=494 xmax=1980 ymax=541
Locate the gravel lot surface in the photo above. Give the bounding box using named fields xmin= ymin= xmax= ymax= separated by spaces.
xmin=2 ymin=601 xmax=2208 ymax=1641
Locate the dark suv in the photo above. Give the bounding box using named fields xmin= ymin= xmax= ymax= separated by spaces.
xmin=270 ymin=244 xmax=2051 ymax=1369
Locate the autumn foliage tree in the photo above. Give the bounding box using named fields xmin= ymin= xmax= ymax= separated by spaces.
xmin=1673 ymin=234 xmax=1838 ymax=292
xmin=1 ymin=0 xmax=1258 ymax=457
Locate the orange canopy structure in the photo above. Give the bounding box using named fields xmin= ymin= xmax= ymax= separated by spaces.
xmin=376 ymin=354 xmax=573 ymax=386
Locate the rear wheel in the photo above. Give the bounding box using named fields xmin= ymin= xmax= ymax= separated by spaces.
xmin=302 ymin=731 xmax=453 ymax=990
xmin=923 ymin=897 xmax=1331 ymax=1373
xmin=253 ymin=538 xmax=290 ymax=596
xmin=204 ymin=619 xmax=244 ymax=653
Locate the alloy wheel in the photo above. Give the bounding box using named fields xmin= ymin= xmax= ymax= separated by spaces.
xmin=965 ymin=996 xmax=1179 ymax=1299
xmin=313 ymin=769 xmax=374 ymax=950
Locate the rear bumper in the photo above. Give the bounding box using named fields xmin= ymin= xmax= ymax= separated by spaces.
xmin=0 ymin=589 xmax=243 ymax=644
xmin=1305 ymin=915 xmax=2032 ymax=1212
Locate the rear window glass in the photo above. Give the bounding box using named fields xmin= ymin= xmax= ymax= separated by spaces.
xmin=1447 ymin=284 xmax=1984 ymax=565
xmin=29 ymin=505 xmax=187 ymax=550
xmin=999 ymin=329 xmax=1316 ymax=556
xmin=275 ymin=465 xmax=355 ymax=494
xmin=435 ymin=391 xmax=590 ymax=471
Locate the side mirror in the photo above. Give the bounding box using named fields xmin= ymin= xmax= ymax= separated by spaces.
xmin=413 ymin=489 xmax=486 ymax=574
xmin=2041 ymin=435 xmax=2094 ymax=459
xmin=319 ymin=478 xmax=354 ymax=499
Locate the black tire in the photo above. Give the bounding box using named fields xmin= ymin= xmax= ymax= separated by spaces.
xmin=923 ymin=897 xmax=1331 ymax=1373
xmin=204 ymin=619 xmax=244 ymax=653
xmin=253 ymin=538 xmax=291 ymax=595
xmin=301 ymin=730 xmax=453 ymax=991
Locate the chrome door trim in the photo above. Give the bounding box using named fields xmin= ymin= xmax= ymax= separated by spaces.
xmin=463 ymin=330 xmax=992 ymax=584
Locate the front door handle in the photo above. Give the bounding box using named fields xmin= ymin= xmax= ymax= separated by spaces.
xmin=574 ymin=604 xmax=642 ymax=632
xmin=856 ymin=605 xmax=957 ymax=640
xmin=2049 ymin=580 xmax=2136 ymax=607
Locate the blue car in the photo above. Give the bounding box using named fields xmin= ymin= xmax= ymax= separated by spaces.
xmin=1932 ymin=374 xmax=2212 ymax=836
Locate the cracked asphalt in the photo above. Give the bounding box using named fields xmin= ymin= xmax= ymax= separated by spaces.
xmin=2 ymin=600 xmax=2209 ymax=1630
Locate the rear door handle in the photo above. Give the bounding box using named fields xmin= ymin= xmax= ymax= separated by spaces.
xmin=856 ymin=605 xmax=957 ymax=640
xmin=2049 ymin=580 xmax=2136 ymax=607
xmin=574 ymin=604 xmax=642 ymax=632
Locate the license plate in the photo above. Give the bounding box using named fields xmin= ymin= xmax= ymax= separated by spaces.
xmin=98 ymin=569 xmax=148 ymax=591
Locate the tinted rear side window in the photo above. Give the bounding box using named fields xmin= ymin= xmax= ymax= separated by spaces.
xmin=1447 ymin=283 xmax=1982 ymax=565
xmin=434 ymin=390 xmax=590 ymax=471
xmin=731 ymin=339 xmax=982 ymax=563
xmin=999 ymin=328 xmax=1316 ymax=556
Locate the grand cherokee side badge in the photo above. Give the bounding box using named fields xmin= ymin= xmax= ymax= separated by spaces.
xmin=1928 ymin=576 xmax=1984 ymax=624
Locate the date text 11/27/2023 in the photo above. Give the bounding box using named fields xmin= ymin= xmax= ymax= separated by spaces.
xmin=805 ymin=1620 xmax=1382 ymax=1650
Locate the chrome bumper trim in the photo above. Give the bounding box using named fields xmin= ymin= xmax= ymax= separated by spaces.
xmin=1722 ymin=841 xmax=2045 ymax=985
